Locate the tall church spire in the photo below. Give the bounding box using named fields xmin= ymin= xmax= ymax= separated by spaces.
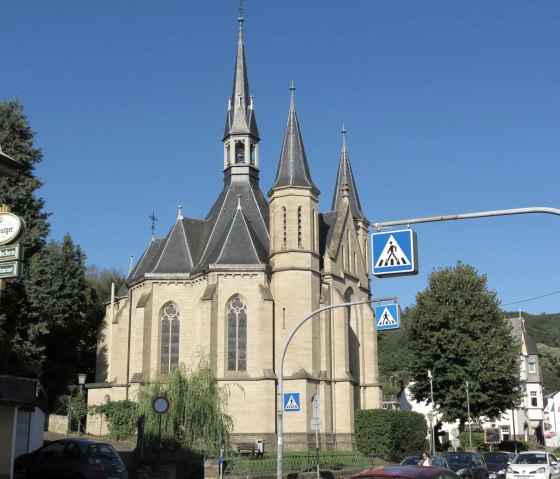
xmin=269 ymin=83 xmax=318 ymax=194
xmin=222 ymin=7 xmax=260 ymax=176
xmin=223 ymin=8 xmax=259 ymax=141
xmin=331 ymin=126 xmax=368 ymax=222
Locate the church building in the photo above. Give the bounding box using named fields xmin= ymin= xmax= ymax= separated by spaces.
xmin=87 ymin=11 xmax=382 ymax=450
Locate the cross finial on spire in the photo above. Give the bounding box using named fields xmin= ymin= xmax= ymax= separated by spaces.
xmin=290 ymin=81 xmax=296 ymax=110
xmin=238 ymin=0 xmax=244 ymax=38
xmin=341 ymin=125 xmax=347 ymax=151
xmin=149 ymin=210 xmax=158 ymax=239
xmin=177 ymin=204 xmax=184 ymax=220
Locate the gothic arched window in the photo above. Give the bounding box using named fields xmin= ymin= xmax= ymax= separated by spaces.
xmin=160 ymin=303 xmax=180 ymax=374
xmin=227 ymin=296 xmax=247 ymax=371
xmin=235 ymin=141 xmax=245 ymax=164
xmin=297 ymin=206 xmax=303 ymax=248
xmin=282 ymin=207 xmax=287 ymax=248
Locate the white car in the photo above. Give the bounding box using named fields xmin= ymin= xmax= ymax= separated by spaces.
xmin=506 ymin=451 xmax=560 ymax=479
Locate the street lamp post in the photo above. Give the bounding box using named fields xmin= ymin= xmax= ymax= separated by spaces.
xmin=465 ymin=381 xmax=472 ymax=449
xmin=77 ymin=373 xmax=86 ymax=436
xmin=427 ymin=370 xmax=435 ymax=455
xmin=276 ymin=297 xmax=396 ymax=479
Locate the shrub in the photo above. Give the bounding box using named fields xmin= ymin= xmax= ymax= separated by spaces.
xmin=355 ymin=409 xmax=429 ymax=455
xmin=90 ymin=399 xmax=138 ymax=440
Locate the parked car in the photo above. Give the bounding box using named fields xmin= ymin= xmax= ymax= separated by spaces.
xmin=444 ymin=452 xmax=489 ymax=479
xmin=14 ymin=438 xmax=128 ymax=479
xmin=506 ymin=451 xmax=560 ymax=479
xmin=483 ymin=452 xmax=516 ymax=479
xmin=401 ymin=455 xmax=449 ymax=468
xmin=352 ymin=465 xmax=461 ymax=479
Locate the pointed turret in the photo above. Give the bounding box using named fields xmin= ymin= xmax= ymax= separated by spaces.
xmin=331 ymin=127 xmax=368 ymax=223
xmin=269 ymin=84 xmax=318 ymax=194
xmin=222 ymin=10 xmax=260 ymax=175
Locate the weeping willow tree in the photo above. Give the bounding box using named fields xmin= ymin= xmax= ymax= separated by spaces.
xmin=137 ymin=355 xmax=235 ymax=453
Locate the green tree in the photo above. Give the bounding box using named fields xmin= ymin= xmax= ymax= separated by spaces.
xmin=405 ymin=262 xmax=522 ymax=426
xmin=0 ymin=98 xmax=50 ymax=375
xmin=137 ymin=355 xmax=234 ymax=452
xmin=378 ymin=308 xmax=411 ymax=394
xmin=25 ymin=235 xmax=93 ymax=400
xmin=537 ymin=343 xmax=560 ymax=393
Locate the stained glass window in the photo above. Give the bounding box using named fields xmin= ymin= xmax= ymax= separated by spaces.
xmin=227 ymin=296 xmax=247 ymax=371
xmin=160 ymin=303 xmax=180 ymax=374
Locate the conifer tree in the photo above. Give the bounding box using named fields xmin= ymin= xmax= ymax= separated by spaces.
xmin=0 ymin=98 xmax=50 ymax=374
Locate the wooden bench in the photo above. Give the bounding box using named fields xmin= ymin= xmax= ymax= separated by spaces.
xmin=236 ymin=442 xmax=263 ymax=458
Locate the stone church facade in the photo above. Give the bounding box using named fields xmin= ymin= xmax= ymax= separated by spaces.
xmin=86 ymin=12 xmax=382 ymax=450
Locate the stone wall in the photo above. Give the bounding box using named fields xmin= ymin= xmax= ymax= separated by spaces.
xmin=47 ymin=414 xmax=68 ymax=434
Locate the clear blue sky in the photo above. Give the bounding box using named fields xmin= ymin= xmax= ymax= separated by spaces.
xmin=3 ymin=1 xmax=560 ymax=314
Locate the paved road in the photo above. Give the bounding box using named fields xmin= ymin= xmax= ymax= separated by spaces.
xmin=43 ymin=431 xmax=138 ymax=479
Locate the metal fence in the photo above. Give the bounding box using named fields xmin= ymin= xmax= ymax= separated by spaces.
xmin=223 ymin=451 xmax=407 ymax=476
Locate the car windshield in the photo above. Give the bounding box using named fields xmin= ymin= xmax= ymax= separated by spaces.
xmin=513 ymin=454 xmax=547 ymax=465
xmin=484 ymin=454 xmax=509 ymax=465
xmin=446 ymin=453 xmax=470 ymax=466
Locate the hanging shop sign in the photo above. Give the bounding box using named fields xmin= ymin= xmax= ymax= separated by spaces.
xmin=0 ymin=212 xmax=25 ymax=246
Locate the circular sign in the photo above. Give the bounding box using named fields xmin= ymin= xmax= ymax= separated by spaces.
xmin=451 ymin=438 xmax=460 ymax=448
xmin=152 ymin=396 xmax=170 ymax=414
xmin=450 ymin=427 xmax=460 ymax=438
xmin=0 ymin=213 xmax=25 ymax=246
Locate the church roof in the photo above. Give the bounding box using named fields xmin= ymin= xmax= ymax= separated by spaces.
xmin=203 ymin=200 xmax=268 ymax=267
xmin=197 ymin=176 xmax=269 ymax=271
xmin=269 ymin=84 xmax=318 ymax=194
xmin=331 ymin=127 xmax=368 ymax=223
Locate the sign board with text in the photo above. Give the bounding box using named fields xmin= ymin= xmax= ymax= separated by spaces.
xmin=0 ymin=261 xmax=23 ymax=279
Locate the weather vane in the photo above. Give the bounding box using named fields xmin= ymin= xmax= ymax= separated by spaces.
xmin=149 ymin=210 xmax=158 ymax=239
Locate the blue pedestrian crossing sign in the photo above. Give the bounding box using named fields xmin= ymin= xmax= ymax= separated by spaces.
xmin=375 ymin=304 xmax=401 ymax=331
xmin=372 ymin=229 xmax=418 ymax=277
xmin=284 ymin=393 xmax=301 ymax=412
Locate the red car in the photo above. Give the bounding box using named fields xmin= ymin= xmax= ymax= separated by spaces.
xmin=352 ymin=465 xmax=462 ymax=479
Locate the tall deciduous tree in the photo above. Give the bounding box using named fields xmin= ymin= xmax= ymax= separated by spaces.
xmin=405 ymin=262 xmax=522 ymax=426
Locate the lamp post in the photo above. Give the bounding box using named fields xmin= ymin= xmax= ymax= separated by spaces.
xmin=427 ymin=370 xmax=435 ymax=455
xmin=465 ymin=381 xmax=472 ymax=449
xmin=276 ymin=297 xmax=396 ymax=479
xmin=77 ymin=373 xmax=86 ymax=436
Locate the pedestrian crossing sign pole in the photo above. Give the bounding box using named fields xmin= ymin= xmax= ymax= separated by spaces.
xmin=375 ymin=304 xmax=400 ymax=331
xmin=372 ymin=229 xmax=418 ymax=277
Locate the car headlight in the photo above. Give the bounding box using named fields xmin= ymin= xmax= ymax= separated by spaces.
xmin=497 ymin=470 xmax=506 ymax=475
xmin=457 ymin=469 xmax=468 ymax=477
xmin=534 ymin=467 xmax=546 ymax=474
xmin=506 ymin=467 xmax=514 ymax=473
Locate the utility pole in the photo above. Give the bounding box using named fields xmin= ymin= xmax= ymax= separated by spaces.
xmin=427 ymin=370 xmax=435 ymax=455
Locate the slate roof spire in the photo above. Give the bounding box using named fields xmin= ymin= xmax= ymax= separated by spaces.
xmin=269 ymin=83 xmax=318 ymax=194
xmin=223 ymin=8 xmax=259 ymax=140
xmin=331 ymin=126 xmax=368 ymax=222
